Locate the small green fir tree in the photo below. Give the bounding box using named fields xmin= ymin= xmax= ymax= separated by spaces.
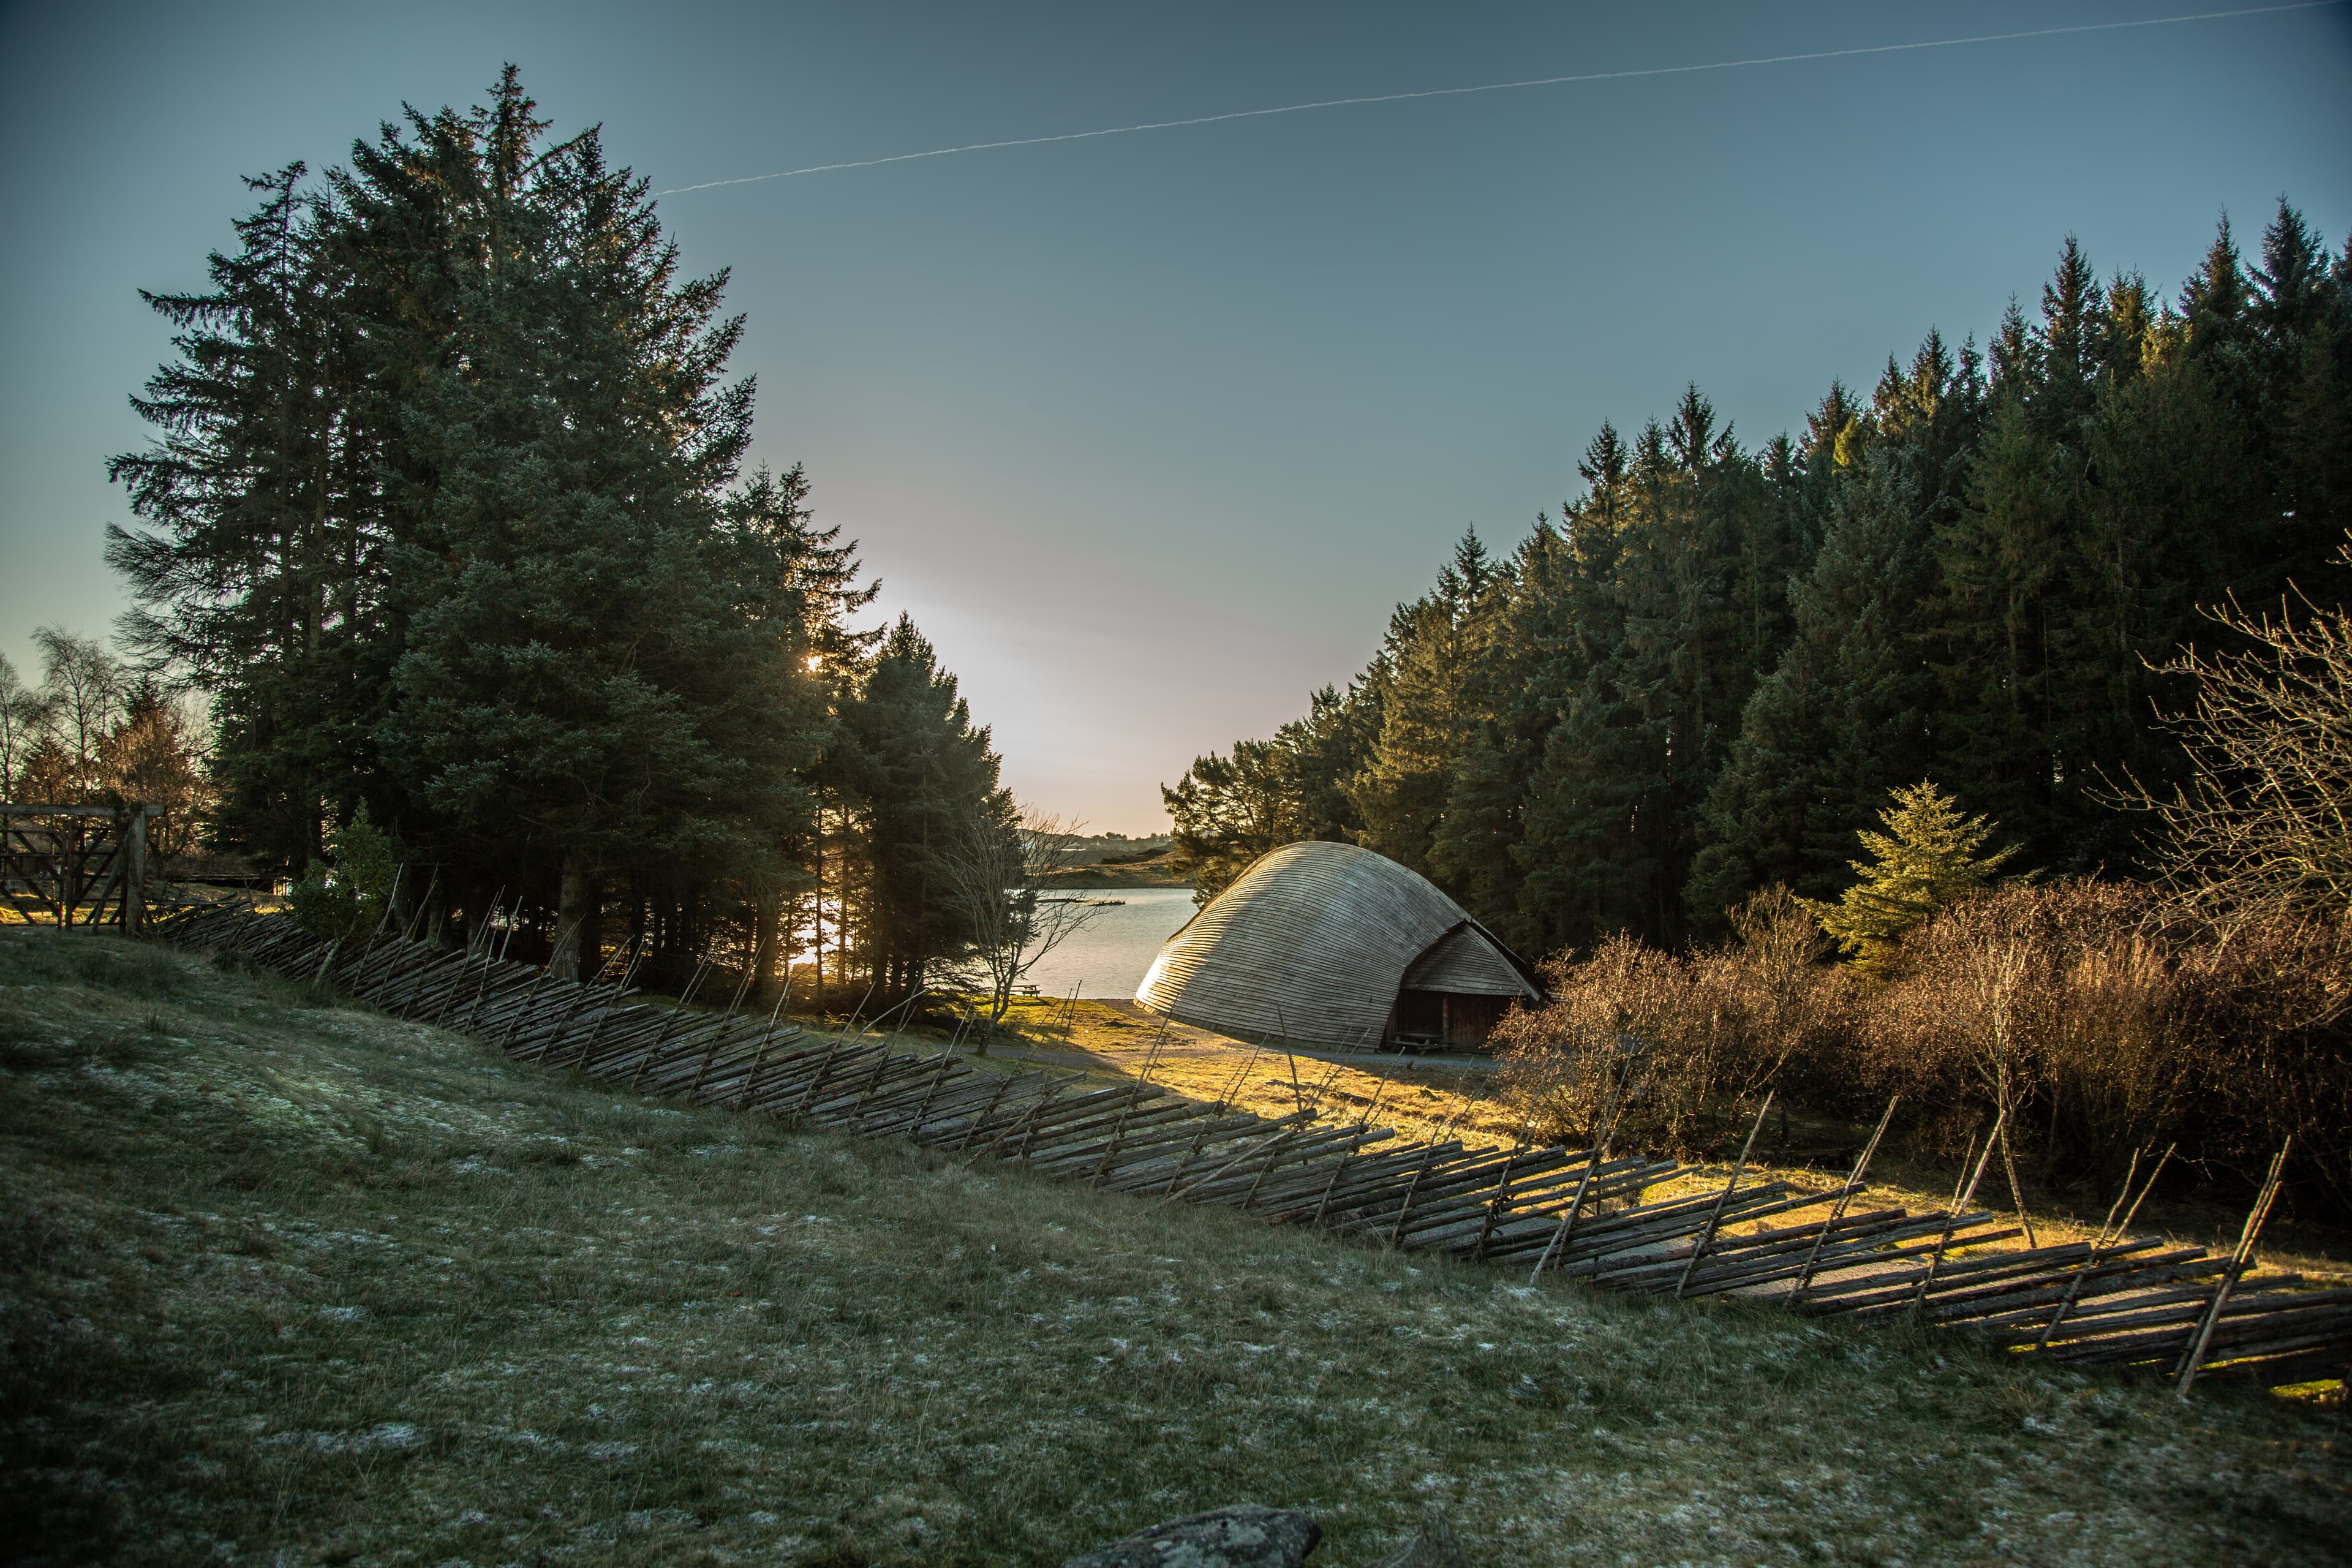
xmin=287 ymin=807 xmax=402 ymax=948
xmin=1804 ymin=782 xmax=2018 ymax=973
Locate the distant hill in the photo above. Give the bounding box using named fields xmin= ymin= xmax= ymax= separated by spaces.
xmin=1034 ymin=854 xmax=1190 ymax=888
xmin=1036 ymin=834 xmax=1189 ymax=888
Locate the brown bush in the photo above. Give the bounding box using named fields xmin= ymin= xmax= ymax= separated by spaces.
xmin=1863 ymin=882 xmax=2352 ymax=1199
xmin=1498 ymin=880 xmax=2352 ymax=1211
xmin=1495 ymin=888 xmax=1858 ymax=1156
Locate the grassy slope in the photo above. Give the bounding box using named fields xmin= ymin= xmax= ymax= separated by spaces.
xmin=2 ymin=932 xmax=2345 ymax=1568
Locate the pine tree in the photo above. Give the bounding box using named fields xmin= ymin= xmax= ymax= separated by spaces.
xmin=346 ymin=70 xmax=831 ymax=976
xmin=719 ymin=463 xmax=880 ymax=983
xmin=1688 ymin=329 xmax=1991 ymax=923
xmin=1429 ymin=519 xmax=1577 ymax=937
xmin=1349 ymin=530 xmax=1509 ymax=878
xmin=1161 ymin=682 xmax=1376 ymax=905
xmin=1165 ymin=203 xmax=2348 ymax=965
xmin=108 ymin=163 xmax=377 ymax=867
xmin=1513 ymin=393 xmax=1775 ymax=944
xmin=1280 ymin=683 xmax=1381 ymax=844
xmin=2180 ymin=216 xmax=2250 ymax=344
xmin=287 ymin=807 xmax=402 ymax=948
xmin=2252 ymin=205 xmax=2352 ymax=593
xmin=1493 ymin=432 xmax=1638 ymax=951
xmin=2278 ymin=234 xmax=2352 ymax=571
xmin=839 ymin=616 xmax=1010 ymax=998
xmin=1688 ymin=453 xmax=1942 ymax=918
xmin=1803 ymin=782 xmax=2019 ymax=973
xmin=110 ymin=69 xmax=891 ymax=977
xmin=1162 ymin=736 xmax=1306 ymax=904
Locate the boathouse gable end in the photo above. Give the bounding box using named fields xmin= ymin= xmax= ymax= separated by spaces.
xmin=1134 ymin=841 xmax=1541 ymax=1051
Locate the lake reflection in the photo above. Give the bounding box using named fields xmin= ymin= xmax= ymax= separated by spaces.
xmin=1017 ymin=886 xmax=1200 ymax=1000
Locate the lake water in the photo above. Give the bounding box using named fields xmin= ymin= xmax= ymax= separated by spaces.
xmin=1018 ymin=886 xmax=1200 ymax=1000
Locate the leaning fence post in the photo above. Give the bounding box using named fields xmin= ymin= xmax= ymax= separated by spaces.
xmin=2037 ymin=1144 xmax=2171 ymax=1351
xmin=1789 ymin=1096 xmax=1897 ymax=1309
xmin=2176 ymin=1142 xmax=2290 ymax=1401
xmin=1909 ymin=1106 xmax=2006 ymax=1318
xmin=1529 ymin=1141 xmax=1608 ymax=1285
xmin=1675 ymin=1092 xmax=1773 ymax=1298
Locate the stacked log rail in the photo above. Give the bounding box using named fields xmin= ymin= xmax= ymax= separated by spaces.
xmin=154 ymin=906 xmax=2350 ymax=1394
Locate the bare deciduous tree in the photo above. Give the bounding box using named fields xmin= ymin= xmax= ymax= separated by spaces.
xmin=30 ymin=627 xmax=124 ymax=797
xmin=2124 ymin=557 xmax=2352 ymax=937
xmin=0 ymin=653 xmax=48 ymax=798
xmin=938 ymin=805 xmax=1110 ymax=1045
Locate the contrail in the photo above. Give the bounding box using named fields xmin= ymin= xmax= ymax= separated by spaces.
xmin=657 ymin=2 xmax=2336 ymax=196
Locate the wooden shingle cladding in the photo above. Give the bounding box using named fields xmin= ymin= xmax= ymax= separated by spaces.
xmin=1135 ymin=840 xmax=1542 ymax=1050
xmin=1400 ymin=925 xmax=1531 ymax=995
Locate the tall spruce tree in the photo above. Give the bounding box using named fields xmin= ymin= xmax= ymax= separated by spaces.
xmin=351 ymin=71 xmax=815 ymax=977
xmin=838 ymin=616 xmax=1011 ymax=1000
xmin=1348 ymin=530 xmax=1510 ymax=879
xmin=108 ymin=164 xmax=379 ymax=866
xmin=110 ymin=69 xmax=903 ymax=983
xmin=1688 ymin=454 xmax=1942 ymax=916
xmin=1688 ymin=333 xmax=1986 ymax=921
xmin=1510 ymin=393 xmax=1769 ymax=946
xmin=1429 ymin=517 xmax=1583 ymax=938
xmin=1934 ymin=215 xmax=2348 ymax=878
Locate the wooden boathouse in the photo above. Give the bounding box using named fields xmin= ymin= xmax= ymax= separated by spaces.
xmin=1135 ymin=840 xmax=1542 ymax=1052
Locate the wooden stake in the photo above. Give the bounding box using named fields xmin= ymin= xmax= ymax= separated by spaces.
xmin=1273 ymin=1005 xmax=1307 ymax=1117
xmin=1676 ymin=1093 xmax=1773 ymax=1298
xmin=1789 ymin=1096 xmax=1898 ymax=1308
xmin=1910 ymin=1106 xmax=2007 ymax=1317
xmin=2177 ymin=1142 xmax=2290 ymax=1400
xmin=1997 ymin=1090 xmax=2038 ymax=1249
xmin=2037 ymin=1144 xmax=2171 ymax=1351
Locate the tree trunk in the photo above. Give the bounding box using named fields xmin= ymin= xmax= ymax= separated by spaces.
xmin=577 ymin=876 xmax=603 ymax=982
xmin=752 ymin=890 xmax=782 ymax=995
xmin=552 ymin=850 xmax=593 ymax=981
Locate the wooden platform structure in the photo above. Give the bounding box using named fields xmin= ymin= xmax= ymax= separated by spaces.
xmin=153 ymin=903 xmax=2351 ymax=1396
xmin=1136 ymin=842 xmax=1542 ymax=1051
xmin=1 ymin=802 xmax=151 ymax=930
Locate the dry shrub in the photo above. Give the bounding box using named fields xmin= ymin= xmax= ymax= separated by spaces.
xmin=1496 ymin=888 xmax=1856 ymax=1156
xmin=1862 ymin=882 xmax=2352 ymax=1202
xmin=1504 ymin=878 xmax=2352 ymax=1211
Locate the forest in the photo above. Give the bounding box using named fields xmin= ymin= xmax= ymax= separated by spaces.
xmin=1166 ymin=200 xmax=2352 ymax=1206
xmin=1169 ymin=202 xmax=2352 ymax=944
xmin=64 ymin=70 xmax=1023 ymax=1000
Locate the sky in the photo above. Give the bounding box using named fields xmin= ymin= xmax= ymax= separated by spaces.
xmin=2 ymin=2 xmax=2347 ymax=834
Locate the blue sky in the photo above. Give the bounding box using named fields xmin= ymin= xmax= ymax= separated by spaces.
xmin=2 ymin=1 xmax=2346 ymax=831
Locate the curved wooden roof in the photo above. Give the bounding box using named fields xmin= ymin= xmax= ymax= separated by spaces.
xmin=1136 ymin=840 xmax=1540 ymax=1050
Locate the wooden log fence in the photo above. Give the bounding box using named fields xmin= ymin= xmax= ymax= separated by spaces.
xmin=155 ymin=904 xmax=2350 ymax=1396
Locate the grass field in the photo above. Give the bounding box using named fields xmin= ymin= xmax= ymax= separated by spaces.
xmin=4 ymin=929 xmax=2347 ymax=1567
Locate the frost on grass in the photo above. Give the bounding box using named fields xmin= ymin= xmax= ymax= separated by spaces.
xmin=0 ymin=930 xmax=2346 ymax=1568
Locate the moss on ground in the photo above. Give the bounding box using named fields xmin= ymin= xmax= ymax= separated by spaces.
xmin=2 ymin=930 xmax=2345 ymax=1567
